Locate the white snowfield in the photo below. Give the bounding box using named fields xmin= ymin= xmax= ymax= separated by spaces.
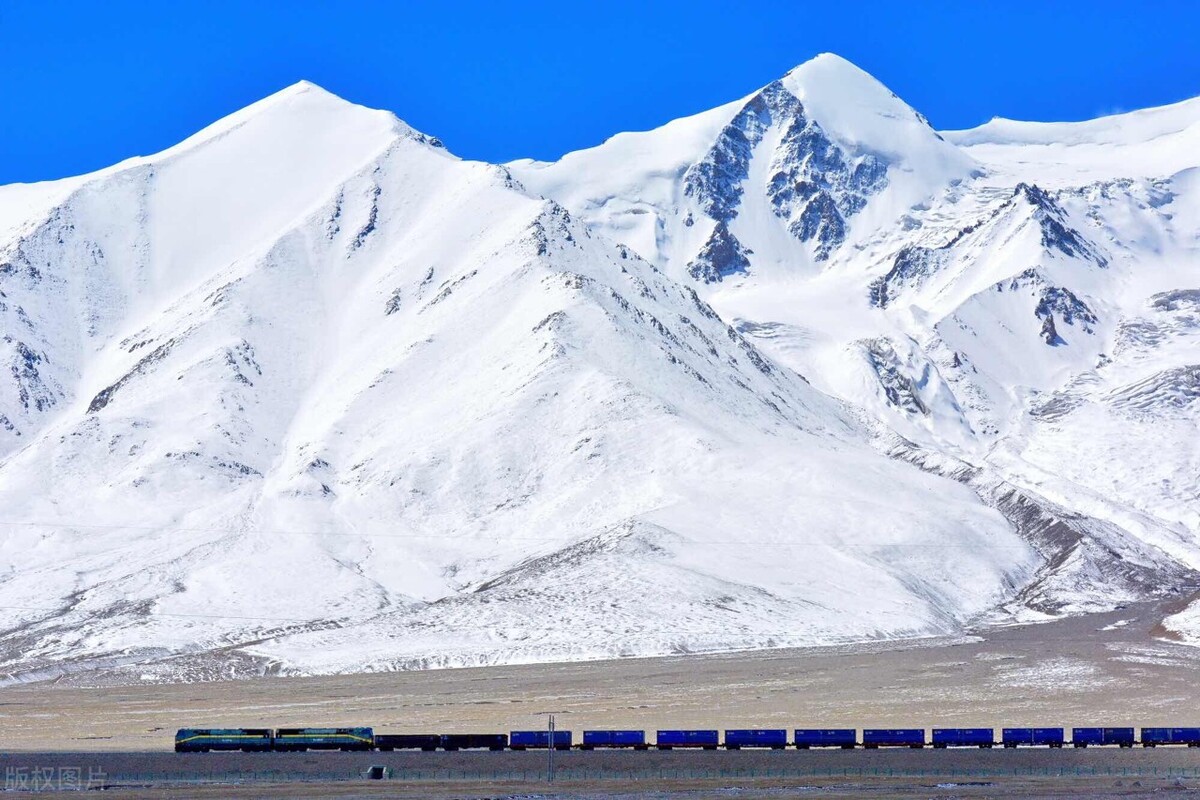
xmin=0 ymin=56 xmax=1197 ymax=683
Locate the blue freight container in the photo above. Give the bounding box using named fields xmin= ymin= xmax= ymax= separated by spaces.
xmin=1001 ymin=728 xmax=1064 ymax=748
xmin=1141 ymin=727 xmax=1200 ymax=747
xmin=862 ymin=729 xmax=925 ymax=748
xmin=509 ymin=730 xmax=572 ymax=750
xmin=1106 ymin=727 xmax=1136 ymax=746
xmin=724 ymin=729 xmax=787 ymax=749
xmin=581 ymin=730 xmax=647 ymax=749
xmin=1072 ymin=727 xmax=1135 ymax=747
xmin=794 ymin=729 xmax=857 ymax=749
xmin=656 ymin=730 xmax=719 ymax=749
xmin=932 ymin=728 xmax=994 ymax=748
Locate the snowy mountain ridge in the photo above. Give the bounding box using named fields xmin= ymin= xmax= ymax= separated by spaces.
xmin=1 ymin=55 xmax=1198 ymax=683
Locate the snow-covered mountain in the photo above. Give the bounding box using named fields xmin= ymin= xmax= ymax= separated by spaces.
xmin=1 ymin=55 xmax=1197 ymax=682
xmin=515 ymin=53 xmax=1200 ymax=628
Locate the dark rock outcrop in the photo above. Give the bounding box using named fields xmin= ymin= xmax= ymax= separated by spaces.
xmin=686 ymin=222 xmax=751 ymax=283
xmin=683 ymin=81 xmax=889 ymax=270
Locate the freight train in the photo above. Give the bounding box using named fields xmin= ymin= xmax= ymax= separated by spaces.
xmin=174 ymin=725 xmax=1200 ymax=752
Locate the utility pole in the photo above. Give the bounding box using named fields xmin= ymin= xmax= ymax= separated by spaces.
xmin=548 ymin=713 xmax=556 ymax=783
xmin=535 ymin=710 xmax=564 ymax=784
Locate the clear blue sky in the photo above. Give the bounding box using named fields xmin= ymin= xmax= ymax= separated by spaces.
xmin=3 ymin=0 xmax=1198 ymax=184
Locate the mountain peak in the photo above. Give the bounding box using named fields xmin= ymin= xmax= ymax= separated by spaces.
xmin=784 ymin=52 xmax=871 ymax=80
xmin=184 ymin=79 xmax=387 ymax=144
xmin=768 ymin=52 xmax=974 ymax=183
xmin=280 ymin=78 xmax=325 ymax=94
xmin=780 ymin=53 xmax=922 ymax=130
xmin=128 ymin=77 xmax=454 ymax=178
xmin=253 ymin=79 xmax=362 ymax=111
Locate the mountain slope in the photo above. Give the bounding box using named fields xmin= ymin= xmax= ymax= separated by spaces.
xmin=0 ymin=80 xmax=1038 ymax=682
xmin=944 ymin=96 xmax=1200 ymax=183
xmin=513 ymin=56 xmax=1200 ymax=643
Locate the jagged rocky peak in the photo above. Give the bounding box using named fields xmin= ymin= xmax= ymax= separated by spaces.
xmin=995 ymin=269 xmax=1099 ymax=347
xmin=675 ymin=53 xmax=978 ymax=285
xmin=682 ymin=83 xmax=779 ymax=223
xmin=508 ymin=53 xmax=977 ymax=291
xmin=687 ymin=221 xmax=751 ymax=283
xmin=868 ymin=211 xmax=994 ymax=309
xmin=1013 ymin=182 xmax=1107 ymax=265
xmin=870 ymin=244 xmax=944 ymax=309
xmin=868 ymin=179 xmax=1110 ymax=311
xmin=1035 ymin=284 xmax=1098 ymax=336
xmin=767 ymin=93 xmax=889 ymax=260
xmin=683 ymin=77 xmax=890 ymax=266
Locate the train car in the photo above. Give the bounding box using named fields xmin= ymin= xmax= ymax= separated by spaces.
xmin=439 ymin=733 xmax=508 ymax=751
xmin=1072 ymin=728 xmax=1135 ymax=748
xmin=931 ymin=728 xmax=994 ymax=748
xmin=1141 ymin=728 xmax=1200 ymax=747
xmin=174 ymin=728 xmax=273 ymax=753
xmin=374 ymin=734 xmax=440 ymax=751
xmin=273 ymin=727 xmax=375 ymax=752
xmin=862 ymin=729 xmax=925 ymax=748
xmin=580 ymin=730 xmax=648 ymax=750
xmin=1001 ymin=728 xmax=1064 ymax=748
xmin=510 ymin=730 xmax=572 ymax=750
xmin=794 ymin=729 xmax=857 ymax=749
xmin=724 ymin=729 xmax=787 ymax=750
xmin=656 ymin=730 xmax=719 ymax=750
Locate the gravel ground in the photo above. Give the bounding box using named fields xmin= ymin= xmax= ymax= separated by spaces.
xmin=4 ymin=600 xmax=1200 ymax=796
